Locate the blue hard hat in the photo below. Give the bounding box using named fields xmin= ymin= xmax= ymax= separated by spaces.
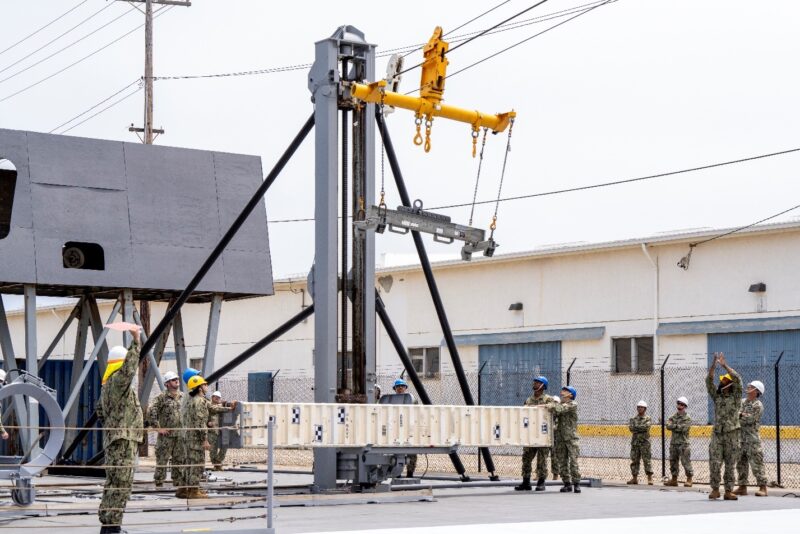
xmin=393 ymin=378 xmax=408 ymax=390
xmin=533 ymin=376 xmax=548 ymax=389
xmin=182 ymin=368 xmax=200 ymax=384
xmin=561 ymin=385 xmax=577 ymax=399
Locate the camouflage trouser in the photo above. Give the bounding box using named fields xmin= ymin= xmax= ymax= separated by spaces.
xmin=185 ymin=447 xmax=206 ymax=490
xmin=172 ymin=440 xmax=186 ymax=490
xmin=669 ymin=441 xmax=693 ymax=478
xmin=737 ymin=439 xmax=767 ymax=486
xmin=209 ymin=430 xmax=228 ymax=467
xmin=630 ymin=439 xmax=653 ymax=476
xmin=521 ymin=447 xmax=549 ymax=480
xmin=154 ymin=434 xmax=181 ymax=484
xmin=710 ymin=429 xmax=740 ymax=492
xmin=98 ymin=439 xmax=136 ymax=527
xmin=554 ymin=438 xmax=580 ymax=485
xmin=406 ymin=454 xmax=418 ymax=476
xmin=550 ymin=437 xmax=560 ymax=477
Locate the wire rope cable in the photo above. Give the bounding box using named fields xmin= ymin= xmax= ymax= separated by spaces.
xmin=0 ymin=0 xmax=90 ymax=58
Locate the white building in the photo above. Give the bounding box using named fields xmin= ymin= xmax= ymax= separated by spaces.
xmin=4 ymin=220 xmax=799 ymax=389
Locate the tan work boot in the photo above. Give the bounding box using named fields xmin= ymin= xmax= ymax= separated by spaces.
xmin=189 ymin=488 xmax=209 ymax=499
xmin=664 ymin=476 xmax=678 ymax=487
xmin=723 ymin=490 xmax=738 ymax=500
xmin=709 ymin=488 xmax=721 ymax=500
xmin=175 ymin=487 xmax=188 ymax=498
xmin=755 ymin=485 xmax=768 ymax=497
xmin=626 ymin=476 xmax=638 ymax=485
xmin=647 ymin=474 xmax=654 ymax=485
xmin=733 ymin=485 xmax=747 ymax=496
xmin=684 ymin=476 xmax=693 ymax=488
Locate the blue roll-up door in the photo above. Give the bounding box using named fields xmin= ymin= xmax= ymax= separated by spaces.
xmin=478 ymin=341 xmax=561 ymax=406
xmin=708 ymin=330 xmax=800 ymax=424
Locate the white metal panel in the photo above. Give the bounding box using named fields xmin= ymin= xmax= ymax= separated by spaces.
xmin=240 ymin=402 xmax=551 ymax=448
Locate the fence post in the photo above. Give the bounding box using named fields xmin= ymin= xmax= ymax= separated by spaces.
xmin=566 ymin=358 xmax=577 ymax=386
xmin=477 ymin=360 xmax=488 ymax=473
xmin=660 ymin=354 xmax=671 ymax=480
xmin=775 ymin=351 xmax=784 ymax=486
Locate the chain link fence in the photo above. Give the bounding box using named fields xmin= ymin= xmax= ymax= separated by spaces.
xmin=209 ymin=352 xmax=800 ymax=487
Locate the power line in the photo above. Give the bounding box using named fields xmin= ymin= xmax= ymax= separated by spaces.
xmin=49 ymin=78 xmax=141 ymax=133
xmin=0 ymin=2 xmax=117 ymax=76
xmin=0 ymin=0 xmax=90 ymax=58
xmin=59 ymin=85 xmax=142 ymax=134
xmin=153 ymin=1 xmax=611 ymax=82
xmin=397 ymin=0 xmax=553 ymax=77
xmin=693 ymin=202 xmax=800 ymax=248
xmin=399 ymin=0 xmax=512 ymax=59
xmin=0 ymin=5 xmax=172 ymax=104
xmin=264 ymin=146 xmax=800 ymax=224
xmin=444 ymin=0 xmax=615 ymax=83
xmin=0 ymin=5 xmax=137 ymax=84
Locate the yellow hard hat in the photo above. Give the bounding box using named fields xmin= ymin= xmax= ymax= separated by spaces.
xmin=719 ymin=373 xmax=732 ymax=383
xmin=187 ymin=375 xmax=207 ymax=390
xmin=102 ymin=360 xmax=124 ymax=385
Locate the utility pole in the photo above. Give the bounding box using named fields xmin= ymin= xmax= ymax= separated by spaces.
xmin=125 ymin=0 xmax=191 ymax=143
xmin=122 ymin=0 xmax=190 ymax=458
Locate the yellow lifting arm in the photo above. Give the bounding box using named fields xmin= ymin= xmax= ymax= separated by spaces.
xmin=349 ymin=27 xmax=515 ymax=155
xmin=351 ymin=80 xmax=515 ymax=133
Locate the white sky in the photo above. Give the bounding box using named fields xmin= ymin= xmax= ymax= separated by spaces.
xmin=1 ymin=0 xmax=800 ymax=285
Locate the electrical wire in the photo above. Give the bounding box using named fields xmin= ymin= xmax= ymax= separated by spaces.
xmin=0 ymin=2 xmax=117 ymax=76
xmin=396 ymin=0 xmax=553 ymax=77
xmin=691 ymin=202 xmax=800 ymax=248
xmin=0 ymin=0 xmax=90 ymax=58
xmin=0 ymin=5 xmax=172 ymax=104
xmin=406 ymin=0 xmax=615 ymax=95
xmin=153 ymin=1 xmax=611 ymax=81
xmin=264 ymin=147 xmax=800 ymax=224
xmin=399 ymin=0 xmax=512 ymax=59
xmin=50 ymin=79 xmax=142 ymax=134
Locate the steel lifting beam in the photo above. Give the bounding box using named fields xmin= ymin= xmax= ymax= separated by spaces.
xmin=375 ymin=292 xmax=470 ymax=481
xmin=59 ymin=114 xmax=314 ymax=464
xmin=355 ymin=202 xmax=497 ymax=260
xmin=376 ymin=110 xmax=499 ymax=480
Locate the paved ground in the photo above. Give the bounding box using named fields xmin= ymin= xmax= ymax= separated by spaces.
xmin=1 ymin=469 xmax=799 ymax=533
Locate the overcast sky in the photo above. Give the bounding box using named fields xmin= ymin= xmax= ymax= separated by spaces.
xmin=1 ymin=0 xmax=799 ymax=289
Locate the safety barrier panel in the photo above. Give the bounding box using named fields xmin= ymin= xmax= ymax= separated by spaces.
xmin=241 ymin=402 xmax=552 ymax=448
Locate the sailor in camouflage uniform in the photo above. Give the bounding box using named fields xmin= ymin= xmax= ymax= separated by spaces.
xmin=550 ymin=396 xmax=560 ymax=480
xmin=627 ymin=400 xmax=654 ymax=485
xmin=97 ymin=328 xmax=143 ymax=534
xmin=181 ymin=375 xmax=234 ymax=498
xmin=147 ymin=371 xmax=182 ymax=487
xmin=0 ymin=370 xmax=8 ymax=441
xmin=665 ymin=396 xmax=693 ymax=487
xmin=706 ymin=352 xmax=742 ymax=500
xmin=515 ymin=376 xmax=554 ymax=492
xmin=208 ymin=391 xmax=230 ymax=471
xmin=735 ymin=380 xmax=768 ymax=497
xmin=548 ymin=386 xmax=581 ymax=493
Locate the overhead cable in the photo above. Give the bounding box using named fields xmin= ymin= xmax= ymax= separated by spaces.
xmin=264 ymin=147 xmax=800 ymax=224
xmin=0 ymin=5 xmax=137 ymax=84
xmin=0 ymin=2 xmax=117 ymax=76
xmin=49 ymin=78 xmax=141 ymax=133
xmin=0 ymin=0 xmax=90 ymax=58
xmin=58 ymin=85 xmax=142 ymax=134
xmin=0 ymin=5 xmax=172 ymax=104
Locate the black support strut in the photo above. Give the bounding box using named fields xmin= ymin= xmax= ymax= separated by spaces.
xmin=376 ymin=292 xmax=469 ymax=481
xmin=376 ymin=111 xmax=498 ymax=480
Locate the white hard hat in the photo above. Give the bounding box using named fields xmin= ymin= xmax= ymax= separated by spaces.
xmin=552 ymin=396 xmax=560 ymax=403
xmin=748 ymin=380 xmax=765 ymax=395
xmin=0 ymin=369 xmax=6 ymax=382
xmin=163 ymin=371 xmax=178 ymax=382
xmin=677 ymin=397 xmax=689 ymax=406
xmin=211 ymin=391 xmax=222 ymax=398
xmin=637 ymin=400 xmax=648 ymax=408
xmin=109 ymin=345 xmax=127 ymax=361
